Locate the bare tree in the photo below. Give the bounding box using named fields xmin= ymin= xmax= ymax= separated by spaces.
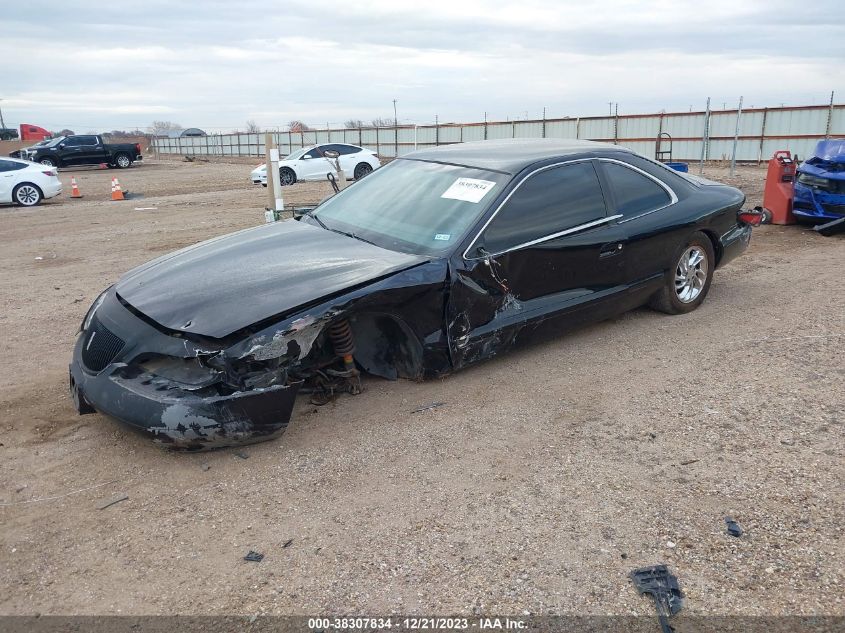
xmin=287 ymin=120 xmax=312 ymax=132
xmin=370 ymin=117 xmax=394 ymax=127
xmin=344 ymin=119 xmax=365 ymax=128
xmin=149 ymin=120 xmax=184 ymax=136
xmin=57 ymin=128 xmax=75 ymax=136
xmin=245 ymin=120 xmax=260 ymax=133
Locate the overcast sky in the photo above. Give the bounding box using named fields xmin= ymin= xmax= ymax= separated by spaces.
xmin=2 ymin=0 xmax=843 ymax=133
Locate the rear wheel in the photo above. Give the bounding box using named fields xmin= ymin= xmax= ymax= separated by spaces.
xmin=13 ymin=183 xmax=43 ymax=207
xmin=648 ymin=231 xmax=715 ymax=314
xmin=280 ymin=167 xmax=296 ymax=186
xmin=39 ymin=157 xmax=57 ymax=168
xmin=114 ymin=153 xmax=131 ymax=169
xmin=354 ymin=162 xmax=373 ymax=179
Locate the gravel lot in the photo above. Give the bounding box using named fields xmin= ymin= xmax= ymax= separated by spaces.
xmin=0 ymin=159 xmax=842 ymax=617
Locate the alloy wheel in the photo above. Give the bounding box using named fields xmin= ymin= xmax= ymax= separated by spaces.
xmin=674 ymin=246 xmax=708 ymax=303
xmin=16 ymin=185 xmax=40 ymax=206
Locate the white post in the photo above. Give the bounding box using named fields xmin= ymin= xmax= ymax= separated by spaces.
xmin=264 ymin=133 xmax=283 ymax=222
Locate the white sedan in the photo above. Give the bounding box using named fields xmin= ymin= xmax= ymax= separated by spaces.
xmin=251 ymin=143 xmax=381 ymax=186
xmin=0 ymin=157 xmax=62 ymax=207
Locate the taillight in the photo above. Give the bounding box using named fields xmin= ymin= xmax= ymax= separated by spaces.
xmin=135 ymin=143 xmax=141 ymax=154
xmin=42 ymin=170 xmax=57 ymax=177
xmin=737 ymin=208 xmax=764 ymax=227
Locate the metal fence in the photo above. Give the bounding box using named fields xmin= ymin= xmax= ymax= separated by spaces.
xmin=152 ymin=103 xmax=844 ymax=163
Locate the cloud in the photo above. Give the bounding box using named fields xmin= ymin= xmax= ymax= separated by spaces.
xmin=1 ymin=0 xmax=843 ymax=132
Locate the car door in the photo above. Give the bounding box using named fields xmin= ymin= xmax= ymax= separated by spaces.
xmin=297 ymin=146 xmax=330 ymax=180
xmin=0 ymin=159 xmax=22 ymax=201
xmin=75 ymin=135 xmax=106 ymax=164
xmin=335 ymin=144 xmax=362 ymax=174
xmin=59 ymin=136 xmax=85 ymax=165
xmin=595 ymin=158 xmax=677 ymax=286
xmin=446 ymin=160 xmax=632 ymax=368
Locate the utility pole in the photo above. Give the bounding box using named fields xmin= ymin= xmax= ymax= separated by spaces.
xmin=608 ymin=102 xmax=613 ymax=116
xmin=699 ymin=97 xmax=711 ymax=175
xmin=0 ymin=99 xmax=6 ymax=129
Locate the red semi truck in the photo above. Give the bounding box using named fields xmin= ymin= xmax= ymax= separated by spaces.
xmin=0 ymin=124 xmax=52 ymax=141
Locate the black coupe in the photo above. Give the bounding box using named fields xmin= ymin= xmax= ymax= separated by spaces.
xmin=70 ymin=139 xmax=761 ymax=449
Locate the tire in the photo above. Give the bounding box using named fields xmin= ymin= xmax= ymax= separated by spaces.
xmin=648 ymin=231 xmax=715 ymax=315
xmin=279 ymin=167 xmax=296 ymax=186
xmin=354 ymin=162 xmax=373 ymax=180
xmin=39 ymin=157 xmax=57 ymax=168
xmin=114 ymin=153 xmax=132 ymax=169
xmin=13 ymin=183 xmax=43 ymax=207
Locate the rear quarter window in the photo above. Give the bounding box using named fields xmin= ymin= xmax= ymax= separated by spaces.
xmin=600 ymin=161 xmax=672 ymax=216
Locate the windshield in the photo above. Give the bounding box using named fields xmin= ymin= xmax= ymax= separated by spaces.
xmin=310 ymin=159 xmax=509 ymax=256
xmin=284 ymin=148 xmax=309 ymax=161
xmin=40 ymin=136 xmax=65 ymax=147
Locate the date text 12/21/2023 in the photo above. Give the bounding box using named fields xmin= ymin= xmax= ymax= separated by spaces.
xmin=307 ymin=617 xmax=527 ymax=630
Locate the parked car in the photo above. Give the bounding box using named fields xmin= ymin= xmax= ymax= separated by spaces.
xmin=70 ymin=139 xmax=760 ymax=450
xmin=0 ymin=157 xmax=62 ymax=206
xmin=0 ymin=128 xmax=20 ymax=141
xmin=250 ymin=143 xmax=380 ymax=186
xmin=793 ymin=139 xmax=845 ymax=223
xmin=20 ymin=134 xmax=142 ymax=169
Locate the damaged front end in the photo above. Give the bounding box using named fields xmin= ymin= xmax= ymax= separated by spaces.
xmin=69 ymin=288 xmax=307 ymax=449
xmin=69 ymin=261 xmax=447 ymax=450
xmin=793 ymin=139 xmax=845 ymax=223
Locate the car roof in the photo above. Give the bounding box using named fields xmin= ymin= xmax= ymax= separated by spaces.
xmin=403 ymin=138 xmax=634 ymax=174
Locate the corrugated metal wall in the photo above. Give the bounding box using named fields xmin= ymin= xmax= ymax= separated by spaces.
xmin=152 ymin=104 xmax=843 ymax=163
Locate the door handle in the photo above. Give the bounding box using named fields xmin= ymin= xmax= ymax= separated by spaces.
xmin=599 ymin=243 xmax=624 ymax=258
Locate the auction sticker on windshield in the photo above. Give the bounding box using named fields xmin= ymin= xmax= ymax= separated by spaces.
xmin=441 ymin=178 xmax=497 ymax=203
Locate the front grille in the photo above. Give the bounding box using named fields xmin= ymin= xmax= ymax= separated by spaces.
xmin=81 ymin=316 xmax=125 ymax=372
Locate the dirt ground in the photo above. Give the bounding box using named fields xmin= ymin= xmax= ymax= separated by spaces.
xmin=0 ymin=160 xmax=842 ymax=618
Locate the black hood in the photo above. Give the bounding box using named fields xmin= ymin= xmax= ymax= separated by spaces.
xmin=116 ymin=219 xmax=427 ymax=338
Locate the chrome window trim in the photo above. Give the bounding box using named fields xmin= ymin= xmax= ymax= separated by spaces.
xmin=463 ymin=156 xmax=679 ymax=260
xmin=463 ymin=158 xmax=593 ymax=260
xmin=595 ymin=158 xmax=678 ymax=223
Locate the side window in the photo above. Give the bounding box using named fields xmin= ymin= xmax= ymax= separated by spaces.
xmin=0 ymin=160 xmax=26 ymax=172
xmin=601 ymin=162 xmax=671 ymax=216
xmin=481 ymin=161 xmax=607 ymax=254
xmin=63 ymin=137 xmax=82 ymax=147
xmin=337 ymin=144 xmax=359 ymax=155
xmin=77 ymin=135 xmax=99 ymax=146
xmin=304 ymin=147 xmax=322 ymax=159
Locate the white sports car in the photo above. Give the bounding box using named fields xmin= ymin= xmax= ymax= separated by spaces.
xmin=250 ymin=143 xmax=381 ymax=186
xmin=0 ymin=157 xmax=63 ymax=206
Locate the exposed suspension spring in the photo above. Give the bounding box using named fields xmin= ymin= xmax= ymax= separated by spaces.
xmin=328 ymin=319 xmax=355 ymax=357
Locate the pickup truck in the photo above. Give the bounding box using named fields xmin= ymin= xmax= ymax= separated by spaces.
xmin=21 ymin=134 xmax=142 ymax=169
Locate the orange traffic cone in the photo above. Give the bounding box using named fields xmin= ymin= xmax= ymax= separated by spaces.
xmin=111 ymin=177 xmax=125 ymax=201
xmin=70 ymin=177 xmax=83 ymax=198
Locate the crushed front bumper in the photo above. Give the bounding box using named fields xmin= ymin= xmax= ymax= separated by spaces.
xmin=69 ymin=291 xmax=301 ymax=450
xmin=793 ymin=183 xmax=845 ymax=222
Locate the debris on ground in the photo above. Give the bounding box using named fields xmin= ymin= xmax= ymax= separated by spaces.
xmin=630 ymin=565 xmax=683 ymax=633
xmin=200 ymin=463 xmax=210 ymax=471
xmin=725 ymin=516 xmax=743 ymax=537
xmin=243 ymin=551 xmax=264 ymax=562
xmin=282 ymin=539 xmax=294 ymax=548
xmin=411 ymin=401 xmax=446 ymax=414
xmin=679 ymin=458 xmax=700 ymax=466
xmin=234 ymin=452 xmax=249 ymax=460
xmin=96 ymin=494 xmax=129 ymax=510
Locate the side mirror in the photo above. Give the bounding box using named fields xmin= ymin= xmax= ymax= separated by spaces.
xmin=58 ymin=143 xmax=65 ymax=149
xmin=302 ymin=154 xmax=312 ymax=160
